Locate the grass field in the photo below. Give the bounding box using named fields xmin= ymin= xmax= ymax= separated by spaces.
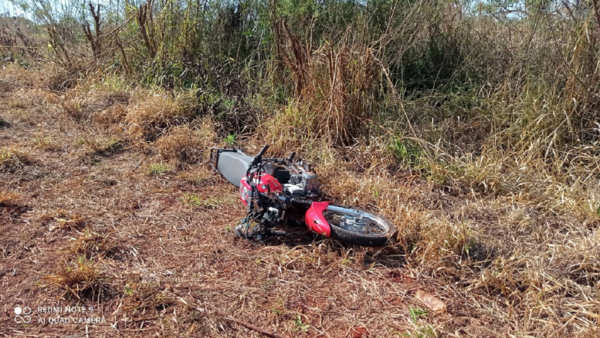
xmin=1 ymin=62 xmax=598 ymax=337
xmin=2 ymin=0 xmax=600 ymax=335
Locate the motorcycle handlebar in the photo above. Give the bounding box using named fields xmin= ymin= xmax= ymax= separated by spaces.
xmin=248 ymin=145 xmax=269 ymax=172
xmin=256 ymin=145 xmax=269 ymax=158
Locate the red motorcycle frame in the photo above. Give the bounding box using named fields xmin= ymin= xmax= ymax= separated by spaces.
xmin=210 ymin=145 xmax=396 ymax=246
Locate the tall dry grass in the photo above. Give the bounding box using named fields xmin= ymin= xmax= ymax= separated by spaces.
xmin=267 ymin=37 xmax=378 ymax=147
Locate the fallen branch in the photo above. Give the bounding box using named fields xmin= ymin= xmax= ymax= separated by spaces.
xmin=214 ymin=309 xmax=288 ymax=338
xmin=193 ymin=299 xmax=287 ymax=338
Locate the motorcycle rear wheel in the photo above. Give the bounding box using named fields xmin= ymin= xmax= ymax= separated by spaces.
xmin=323 ymin=205 xmax=397 ymax=247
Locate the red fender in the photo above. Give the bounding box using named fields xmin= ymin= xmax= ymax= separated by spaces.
xmin=305 ymin=201 xmax=332 ymax=237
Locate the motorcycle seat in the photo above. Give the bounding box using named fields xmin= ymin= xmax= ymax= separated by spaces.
xmin=216 ymin=151 xmax=252 ymax=187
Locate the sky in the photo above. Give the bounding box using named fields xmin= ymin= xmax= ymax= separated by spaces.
xmin=0 ymin=0 xmax=118 ymax=19
xmin=0 ymin=1 xmax=25 ymax=17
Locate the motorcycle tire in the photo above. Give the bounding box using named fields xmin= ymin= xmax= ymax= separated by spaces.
xmin=323 ymin=206 xmax=397 ymax=247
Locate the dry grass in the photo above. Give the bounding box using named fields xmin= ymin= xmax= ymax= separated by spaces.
xmin=8 ymin=88 xmax=55 ymax=109
xmin=0 ymin=190 xmax=22 ymax=205
xmin=0 ymin=63 xmax=43 ymax=89
xmin=39 ymin=209 xmax=85 ymax=231
xmin=31 ymin=132 xmax=62 ymax=151
xmin=256 ymin=60 xmax=600 ymax=338
xmin=67 ymin=229 xmax=118 ymax=260
xmin=92 ymin=102 xmax=128 ymax=125
xmin=60 ymin=91 xmax=129 ymax=122
xmin=44 ymin=69 xmax=80 ymax=92
xmin=125 ymin=90 xmax=198 ymax=141
xmin=0 ymin=146 xmax=31 ymax=172
xmin=2 ymin=65 xmax=599 ymax=337
xmin=155 ymin=120 xmax=216 ymax=165
xmin=75 ymin=136 xmax=124 ymax=156
xmin=259 ymin=122 xmax=600 ymax=337
xmin=43 ymin=257 xmax=106 ymax=300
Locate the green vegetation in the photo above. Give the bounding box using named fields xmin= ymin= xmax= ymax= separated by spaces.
xmin=147 ymin=163 xmax=174 ymax=175
xmin=179 ymin=193 xmax=225 ymax=208
xmin=409 ymin=307 xmax=427 ymax=323
xmin=3 ymin=0 xmax=592 ymax=214
xmin=293 ymin=314 xmax=310 ymax=332
xmin=224 ymin=133 xmax=237 ymax=146
xmin=4 ymin=1 xmax=598 ymax=197
xmin=390 ymin=137 xmax=422 ymax=168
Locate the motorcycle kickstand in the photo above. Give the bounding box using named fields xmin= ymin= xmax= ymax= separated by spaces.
xmin=266 ymin=229 xmax=286 ymax=236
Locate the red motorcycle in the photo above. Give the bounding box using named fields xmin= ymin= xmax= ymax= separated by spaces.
xmin=210 ymin=145 xmax=396 ymax=246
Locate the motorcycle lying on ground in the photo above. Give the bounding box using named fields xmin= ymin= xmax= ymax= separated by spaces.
xmin=210 ymin=145 xmax=397 ymax=246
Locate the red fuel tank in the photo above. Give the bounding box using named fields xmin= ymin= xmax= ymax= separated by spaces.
xmin=239 ymin=173 xmax=283 ymax=206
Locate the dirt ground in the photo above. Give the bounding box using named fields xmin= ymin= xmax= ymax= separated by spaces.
xmin=1 ymin=69 xmax=599 ymax=338
xmin=0 ymin=77 xmax=445 ymax=338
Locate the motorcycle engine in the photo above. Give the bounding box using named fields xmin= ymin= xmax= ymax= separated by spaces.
xmin=284 ymin=171 xmax=320 ymax=197
xmin=263 ymin=160 xmax=321 ymax=197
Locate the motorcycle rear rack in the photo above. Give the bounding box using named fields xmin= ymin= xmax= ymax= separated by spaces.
xmin=209 ymin=147 xmax=237 ymax=172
